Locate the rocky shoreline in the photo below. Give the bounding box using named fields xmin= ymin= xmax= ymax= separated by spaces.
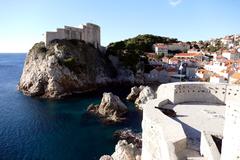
xmin=100 ymin=129 xmax=142 ymax=160
xmin=18 ymin=40 xmax=145 ymax=99
xmin=85 ymin=85 xmax=157 ymax=160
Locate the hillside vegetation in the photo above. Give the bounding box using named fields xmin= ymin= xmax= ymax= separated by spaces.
xmin=106 ymin=34 xmax=179 ymax=71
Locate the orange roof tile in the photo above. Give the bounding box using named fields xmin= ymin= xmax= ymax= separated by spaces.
xmin=174 ymin=53 xmax=201 ymax=58
xmin=231 ymin=72 xmax=240 ymax=79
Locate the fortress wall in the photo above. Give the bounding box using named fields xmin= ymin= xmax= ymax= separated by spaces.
xmin=200 ymin=131 xmax=221 ymax=160
xmin=143 ymin=82 xmax=240 ymax=160
xmin=173 ymin=82 xmax=227 ymax=104
xmin=142 ymin=99 xmax=186 ymax=160
xmin=56 ymin=29 xmax=66 ymax=39
xmin=45 ymin=32 xmax=60 ymax=45
xmin=83 ymin=23 xmax=100 ymax=48
xmin=157 ymin=83 xmax=175 ymax=102
xmin=157 ymin=82 xmax=227 ymax=105
xmin=225 ymin=84 xmax=240 ymax=104
xmin=221 ymin=84 xmax=240 ymax=160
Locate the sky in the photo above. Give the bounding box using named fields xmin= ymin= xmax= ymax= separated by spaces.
xmin=0 ymin=0 xmax=240 ymax=53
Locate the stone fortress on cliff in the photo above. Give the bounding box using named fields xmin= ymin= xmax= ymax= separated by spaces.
xmin=44 ymin=23 xmax=101 ymax=48
xmin=142 ymin=82 xmax=240 ymax=160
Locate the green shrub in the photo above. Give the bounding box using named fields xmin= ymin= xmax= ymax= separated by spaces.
xmin=63 ymin=57 xmax=76 ymax=69
xmin=38 ymin=47 xmax=47 ymax=53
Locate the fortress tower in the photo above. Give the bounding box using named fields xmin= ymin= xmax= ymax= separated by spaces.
xmin=44 ymin=23 xmax=101 ymax=48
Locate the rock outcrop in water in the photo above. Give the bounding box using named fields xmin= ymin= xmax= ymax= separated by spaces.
xmin=113 ymin=128 xmax=142 ymax=149
xmin=100 ymin=140 xmax=141 ymax=160
xmin=99 ymin=155 xmax=113 ymax=160
xmin=126 ymin=86 xmax=156 ymax=110
xmin=126 ymin=86 xmax=145 ymax=101
xmin=18 ymin=40 xmax=137 ymax=99
xmin=87 ymin=92 xmax=128 ymax=123
xmin=135 ymin=86 xmax=155 ymax=110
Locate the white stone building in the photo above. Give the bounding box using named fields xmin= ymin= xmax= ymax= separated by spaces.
xmin=44 ymin=23 xmax=101 ymax=48
xmin=153 ymin=43 xmax=168 ymax=55
xmin=144 ymin=68 xmax=169 ymax=83
xmin=168 ymin=42 xmax=190 ymax=52
xmin=210 ymin=74 xmax=227 ymax=83
xmin=222 ymin=50 xmax=240 ymax=60
xmin=204 ymin=61 xmax=227 ymax=74
xmin=153 ymin=42 xmax=190 ymax=55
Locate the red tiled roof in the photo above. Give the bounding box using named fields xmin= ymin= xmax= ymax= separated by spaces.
xmin=174 ymin=53 xmax=201 ymax=58
xmin=166 ymin=67 xmax=177 ymax=72
xmin=154 ymin=43 xmax=168 ymax=49
xmin=211 ymin=74 xmax=222 ymax=78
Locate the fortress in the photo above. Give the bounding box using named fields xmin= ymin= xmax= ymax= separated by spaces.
xmin=44 ymin=23 xmax=101 ymax=48
xmin=142 ymin=82 xmax=240 ymax=160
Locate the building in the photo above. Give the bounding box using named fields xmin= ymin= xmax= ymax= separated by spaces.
xmin=168 ymin=42 xmax=190 ymax=52
xmin=210 ymin=74 xmax=227 ymax=83
xmin=144 ymin=67 xmax=169 ymax=83
xmin=186 ymin=66 xmax=198 ymax=79
xmin=204 ymin=60 xmax=228 ymax=74
xmin=221 ymin=36 xmax=234 ymax=47
xmin=196 ymin=69 xmax=212 ymax=80
xmin=153 ymin=43 xmax=168 ymax=55
xmin=44 ymin=23 xmax=101 ymax=48
xmin=153 ymin=42 xmax=190 ymax=55
xmin=222 ymin=49 xmax=240 ymax=60
xmin=161 ymin=57 xmax=170 ymax=64
xmin=169 ymin=57 xmax=179 ymax=65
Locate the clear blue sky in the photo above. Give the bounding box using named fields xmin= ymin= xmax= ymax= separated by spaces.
xmin=0 ymin=0 xmax=239 ymax=53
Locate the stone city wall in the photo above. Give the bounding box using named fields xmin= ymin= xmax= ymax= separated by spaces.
xmin=142 ymin=99 xmax=186 ymax=160
xmin=221 ymin=84 xmax=240 ymax=160
xmin=156 ymin=82 xmax=228 ymax=105
xmin=142 ymin=82 xmax=240 ymax=160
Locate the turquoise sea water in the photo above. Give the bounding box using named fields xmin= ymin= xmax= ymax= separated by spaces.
xmin=0 ymin=54 xmax=142 ymax=160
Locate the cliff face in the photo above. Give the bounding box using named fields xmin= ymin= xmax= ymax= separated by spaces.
xmin=18 ymin=40 xmax=117 ymax=98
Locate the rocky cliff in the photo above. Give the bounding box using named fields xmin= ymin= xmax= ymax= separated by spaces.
xmin=100 ymin=140 xmax=141 ymax=160
xmin=18 ymin=40 xmax=118 ymax=98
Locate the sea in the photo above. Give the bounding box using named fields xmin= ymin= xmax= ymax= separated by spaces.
xmin=0 ymin=53 xmax=142 ymax=160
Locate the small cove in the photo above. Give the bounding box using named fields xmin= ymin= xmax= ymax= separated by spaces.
xmin=0 ymin=54 xmax=142 ymax=160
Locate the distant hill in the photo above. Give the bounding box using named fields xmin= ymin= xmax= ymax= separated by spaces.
xmin=106 ymin=34 xmax=179 ymax=71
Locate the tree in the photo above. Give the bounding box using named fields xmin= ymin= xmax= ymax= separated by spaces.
xmin=207 ymin=45 xmax=218 ymax=52
xmin=156 ymin=53 xmax=164 ymax=59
